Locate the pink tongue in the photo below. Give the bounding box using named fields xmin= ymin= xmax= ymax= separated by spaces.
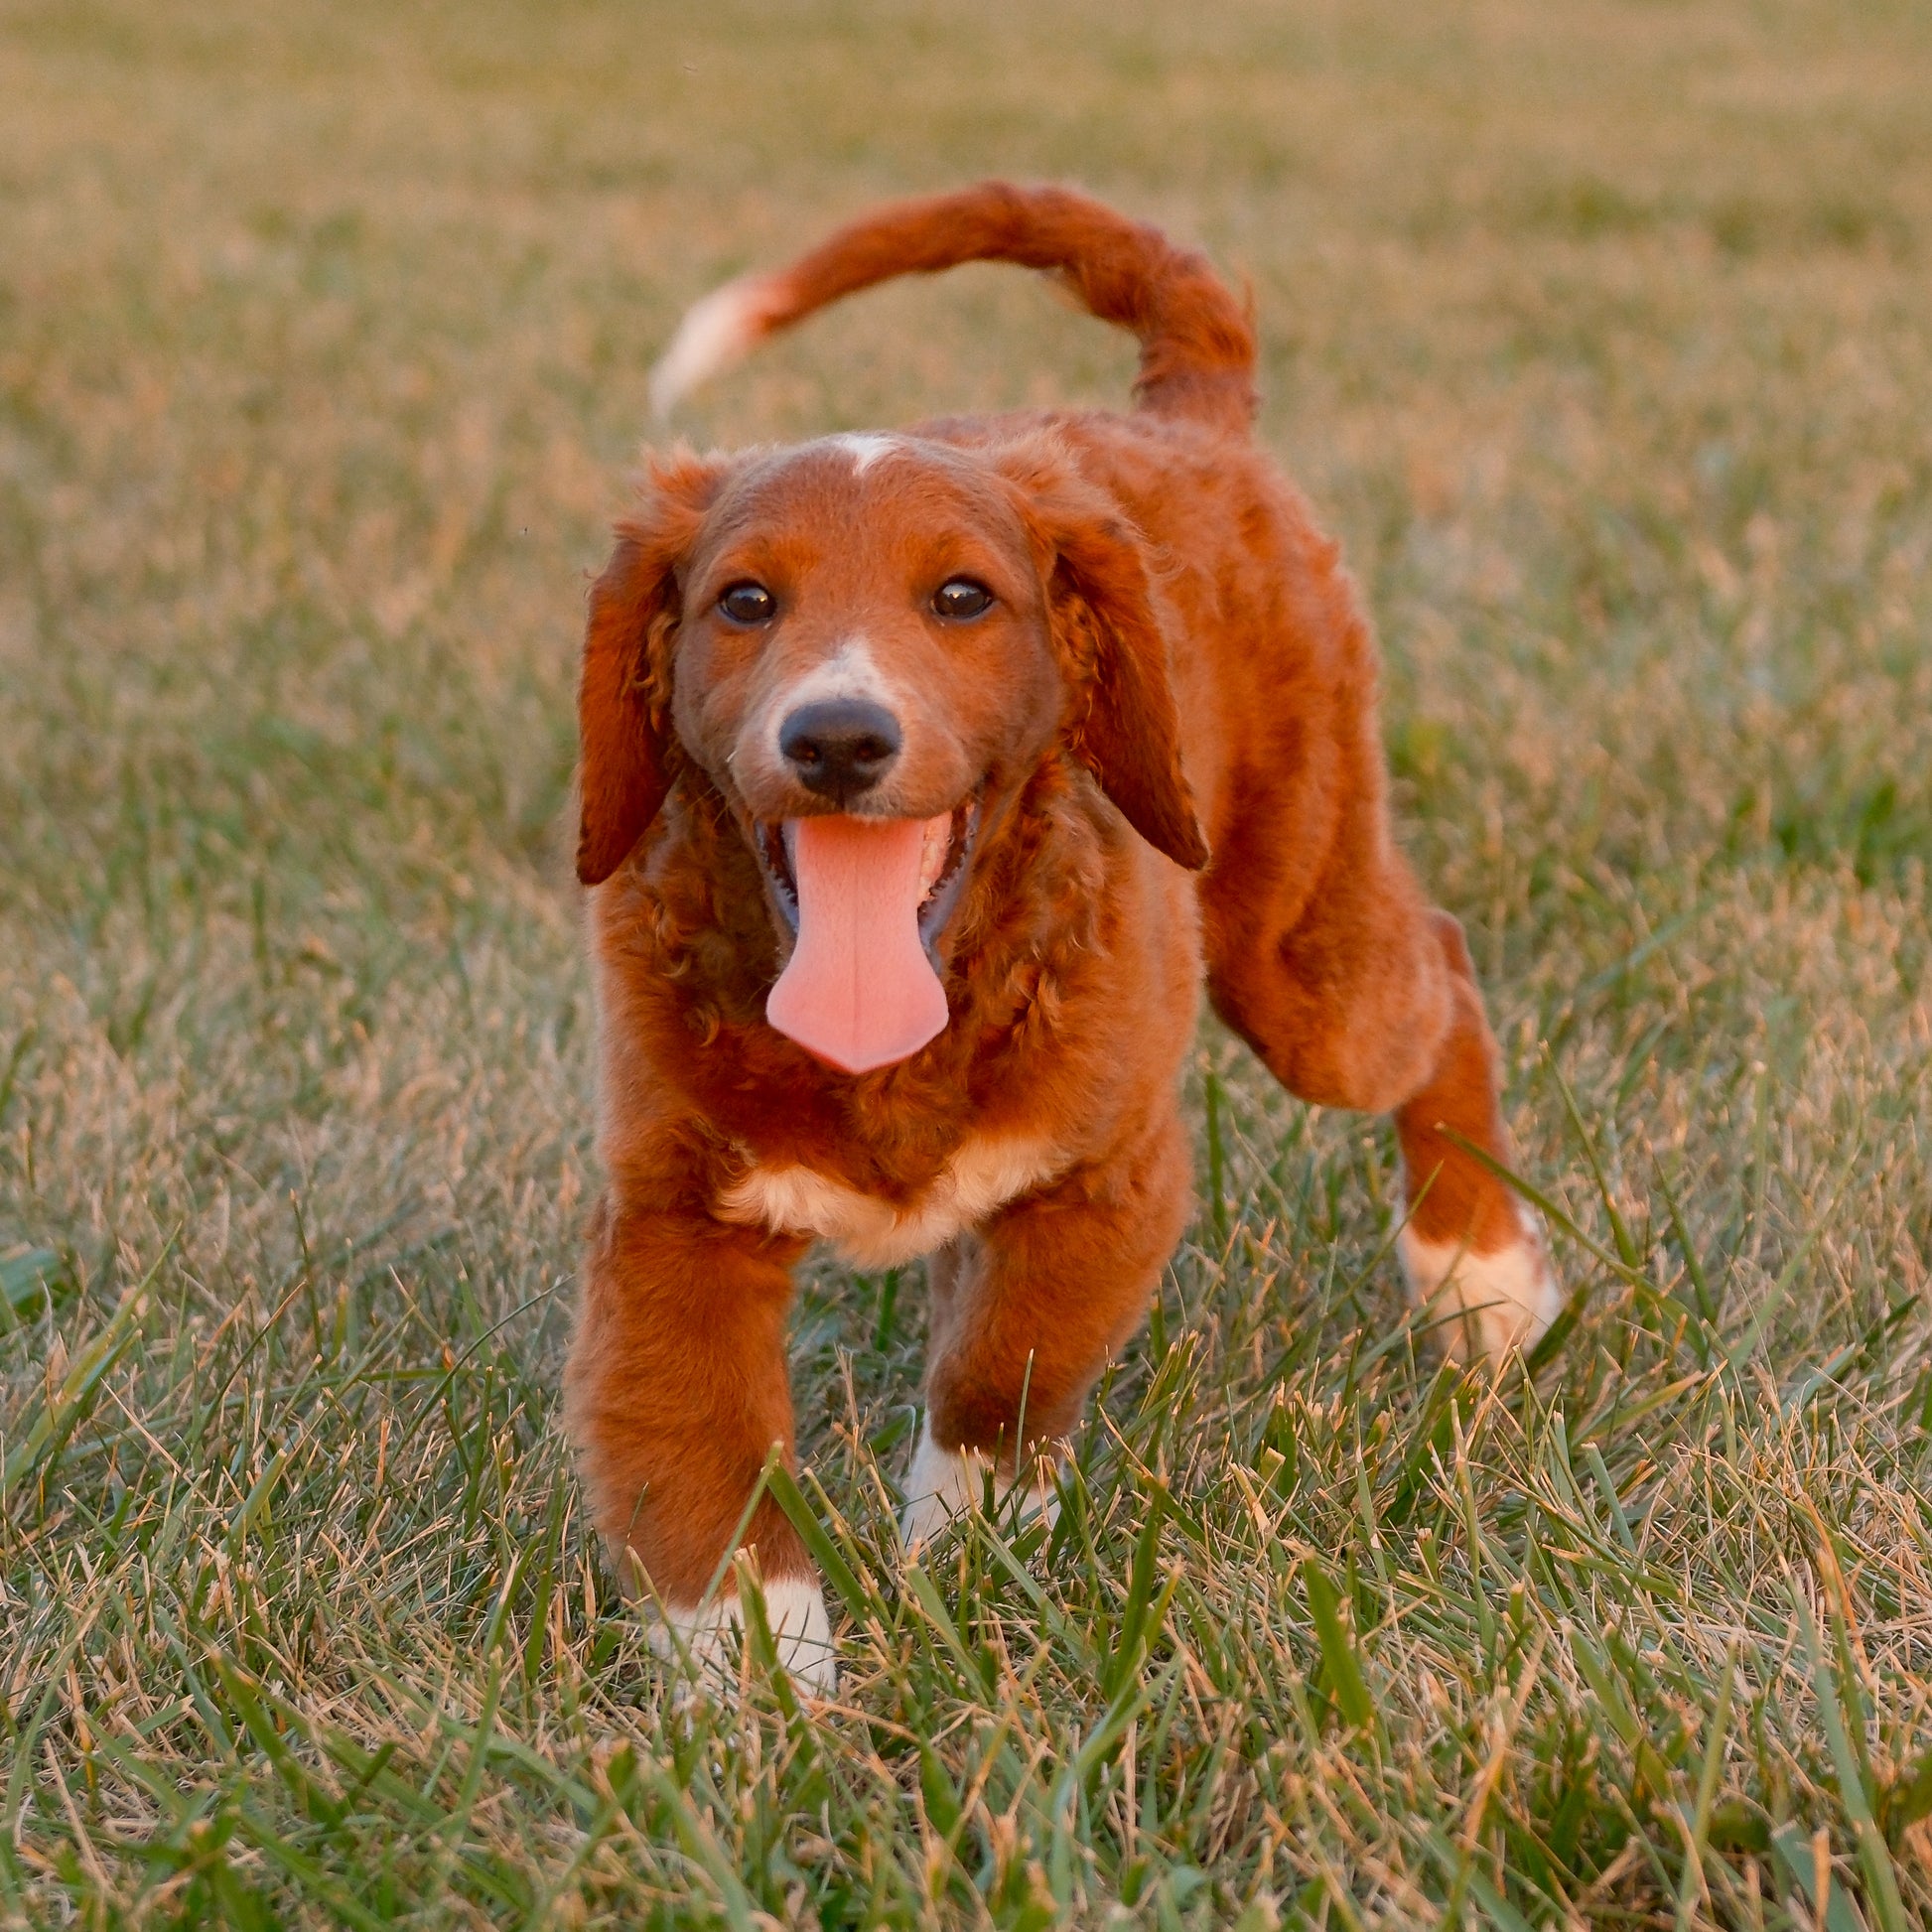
xmin=765 ymin=814 xmax=952 ymax=1073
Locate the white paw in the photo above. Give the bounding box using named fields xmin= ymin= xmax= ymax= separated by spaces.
xmin=898 ymin=1417 xmax=1059 ymax=1553
xmin=652 ymin=1576 xmax=838 ymax=1697
xmin=1398 ymin=1211 xmax=1562 ymax=1362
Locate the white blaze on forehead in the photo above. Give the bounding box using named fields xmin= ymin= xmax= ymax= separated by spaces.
xmin=827 ymin=432 xmax=900 ymax=474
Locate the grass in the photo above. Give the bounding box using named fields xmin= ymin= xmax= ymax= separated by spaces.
xmin=3 ymin=0 xmax=1931 ymax=1922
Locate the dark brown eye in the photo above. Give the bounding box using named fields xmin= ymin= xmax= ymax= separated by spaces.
xmin=718 ymin=582 xmax=775 ymax=625
xmin=931 ymin=578 xmax=994 ymax=621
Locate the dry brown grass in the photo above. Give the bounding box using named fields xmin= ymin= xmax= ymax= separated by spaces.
xmin=3 ymin=0 xmax=1930 ymax=1923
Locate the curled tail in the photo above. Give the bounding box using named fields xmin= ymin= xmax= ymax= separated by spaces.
xmin=649 ymin=181 xmax=1257 ymax=433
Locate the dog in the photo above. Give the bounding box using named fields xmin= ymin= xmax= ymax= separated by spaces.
xmin=564 ymin=183 xmax=1560 ymax=1692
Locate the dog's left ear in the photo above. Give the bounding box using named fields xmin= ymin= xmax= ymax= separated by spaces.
xmin=577 ymin=451 xmax=728 ymax=887
xmin=998 ymin=448 xmax=1210 ymax=871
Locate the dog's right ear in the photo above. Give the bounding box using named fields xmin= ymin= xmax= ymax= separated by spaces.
xmin=576 ymin=453 xmax=728 ymax=887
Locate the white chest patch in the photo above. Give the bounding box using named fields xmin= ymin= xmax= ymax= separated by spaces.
xmin=719 ymin=1135 xmax=1064 ymax=1269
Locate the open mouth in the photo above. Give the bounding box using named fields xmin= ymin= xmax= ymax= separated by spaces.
xmin=756 ymin=789 xmax=981 ymax=966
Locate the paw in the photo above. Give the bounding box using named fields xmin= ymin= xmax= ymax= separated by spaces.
xmin=1398 ymin=1210 xmax=1562 ymax=1363
xmin=898 ymin=1417 xmax=1059 ymax=1553
xmin=652 ymin=1576 xmax=838 ymax=1697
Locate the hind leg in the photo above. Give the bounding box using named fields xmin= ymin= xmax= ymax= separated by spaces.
xmin=1204 ymin=803 xmax=1559 ymax=1360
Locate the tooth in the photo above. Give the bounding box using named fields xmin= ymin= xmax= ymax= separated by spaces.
xmin=918 ymin=819 xmax=950 ymax=894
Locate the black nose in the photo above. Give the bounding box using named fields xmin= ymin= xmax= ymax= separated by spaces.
xmin=778 ymin=698 xmax=902 ymax=798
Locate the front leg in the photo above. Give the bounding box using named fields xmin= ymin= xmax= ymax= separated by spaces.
xmin=905 ymin=1111 xmax=1193 ymax=1548
xmin=564 ymin=1195 xmax=836 ymax=1691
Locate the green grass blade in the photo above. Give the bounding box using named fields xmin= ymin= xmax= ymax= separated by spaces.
xmin=1302 ymin=1554 xmax=1375 ymax=1735
xmin=1803 ymin=1598 xmax=1909 ymax=1932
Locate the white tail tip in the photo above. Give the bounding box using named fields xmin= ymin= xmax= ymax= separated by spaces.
xmin=648 ymin=277 xmax=774 ymax=417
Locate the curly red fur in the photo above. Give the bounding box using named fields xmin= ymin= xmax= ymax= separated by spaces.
xmin=564 ymin=183 xmax=1557 ymax=1621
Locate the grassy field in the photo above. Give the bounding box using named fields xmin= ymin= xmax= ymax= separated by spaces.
xmin=3 ymin=0 xmax=1931 ymax=1922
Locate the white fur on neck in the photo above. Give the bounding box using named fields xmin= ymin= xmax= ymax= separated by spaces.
xmin=720 ymin=1132 xmax=1062 ymax=1272
xmin=1397 ymin=1210 xmax=1561 ymax=1361
xmin=899 ymin=1417 xmax=1059 ymax=1552
xmin=653 ymin=1577 xmax=837 ymax=1696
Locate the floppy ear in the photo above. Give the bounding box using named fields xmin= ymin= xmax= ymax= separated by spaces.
xmin=576 ymin=453 xmax=726 ymax=886
xmin=998 ymin=449 xmax=1209 ymax=871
